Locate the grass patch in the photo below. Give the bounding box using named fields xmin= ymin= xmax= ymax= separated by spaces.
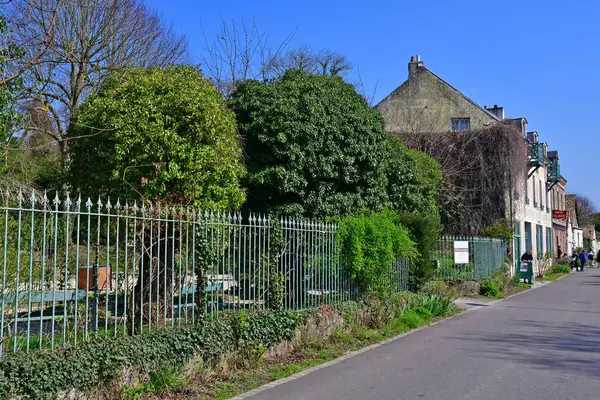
xmin=543 ymin=272 xmax=568 ymax=281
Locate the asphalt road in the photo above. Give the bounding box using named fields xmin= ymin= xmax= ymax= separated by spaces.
xmin=243 ymin=269 xmax=600 ymax=400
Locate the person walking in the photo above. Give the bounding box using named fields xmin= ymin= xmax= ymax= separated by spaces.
xmin=571 ymin=251 xmax=579 ymax=271
xmin=588 ymin=249 xmax=596 ymax=267
xmin=579 ymin=249 xmax=588 ymax=271
xmin=557 ymin=245 xmax=563 ymax=260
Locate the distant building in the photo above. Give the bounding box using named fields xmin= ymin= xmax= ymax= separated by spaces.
xmin=566 ymin=194 xmax=584 ymax=254
xmin=376 ymin=55 xmax=564 ymax=272
xmin=548 ymin=152 xmax=567 ymax=257
xmin=376 ymin=55 xmax=499 ymax=135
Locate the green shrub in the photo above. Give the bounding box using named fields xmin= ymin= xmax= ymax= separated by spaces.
xmin=397 ymin=212 xmax=441 ymax=290
xmin=230 ymin=69 xmax=389 ymax=218
xmin=68 ymin=66 xmax=246 ymax=209
xmin=490 ymin=267 xmax=513 ymax=292
xmin=399 ymin=310 xmax=422 ymax=329
xmin=420 ymin=294 xmax=454 ymax=317
xmin=123 ymin=366 xmax=186 ymax=399
xmin=336 ymin=210 xmax=418 ymax=294
xmin=0 ymin=311 xmax=300 ymax=399
xmin=551 ymin=264 xmax=571 ymax=274
xmin=479 ymin=279 xmax=499 ymax=297
xmin=415 ymin=307 xmax=432 ymax=321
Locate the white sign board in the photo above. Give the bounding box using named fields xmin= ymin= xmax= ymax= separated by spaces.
xmin=520 ymin=262 xmax=529 ymax=273
xmin=454 ymin=241 xmax=469 ymax=264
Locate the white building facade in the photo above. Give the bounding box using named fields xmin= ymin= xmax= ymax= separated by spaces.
xmin=513 ymin=128 xmax=558 ymax=276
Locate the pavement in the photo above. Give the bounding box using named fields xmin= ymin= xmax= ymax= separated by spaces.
xmin=238 ymin=269 xmax=600 ymax=400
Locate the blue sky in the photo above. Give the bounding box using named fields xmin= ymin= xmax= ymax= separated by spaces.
xmin=146 ymin=0 xmax=600 ymax=205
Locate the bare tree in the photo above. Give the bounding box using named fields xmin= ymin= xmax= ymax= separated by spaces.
xmin=576 ymin=194 xmax=597 ymax=227
xmin=201 ymin=16 xmax=355 ymax=97
xmin=397 ymin=122 xmax=528 ymax=235
xmin=10 ymin=0 xmax=189 ymax=178
xmin=0 ymin=0 xmax=63 ymax=85
xmin=201 ymin=16 xmax=295 ymax=97
xmin=314 ymin=49 xmax=352 ymax=76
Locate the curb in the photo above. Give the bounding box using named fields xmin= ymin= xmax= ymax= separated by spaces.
xmin=230 ymin=273 xmax=571 ymax=399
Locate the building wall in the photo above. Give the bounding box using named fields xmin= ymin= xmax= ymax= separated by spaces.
xmin=376 ymin=60 xmax=498 ymax=134
xmin=550 ymin=179 xmax=567 ymax=256
xmin=514 ymin=166 xmax=554 ymax=275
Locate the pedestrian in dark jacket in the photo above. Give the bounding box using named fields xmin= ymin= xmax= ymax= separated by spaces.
xmin=579 ymin=250 xmax=588 ymax=271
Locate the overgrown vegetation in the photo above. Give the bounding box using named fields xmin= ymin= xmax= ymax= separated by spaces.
xmin=336 ymin=211 xmax=418 ymax=294
xmin=479 ymin=279 xmax=499 ymax=297
xmin=398 ymin=122 xmax=528 ymax=235
xmin=0 ymin=311 xmax=300 ymax=399
xmin=480 ymin=219 xmax=513 ymax=241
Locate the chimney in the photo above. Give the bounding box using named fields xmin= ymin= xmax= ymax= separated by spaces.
xmin=486 ymin=104 xmax=504 ymax=119
xmin=408 ymin=55 xmax=424 ymax=78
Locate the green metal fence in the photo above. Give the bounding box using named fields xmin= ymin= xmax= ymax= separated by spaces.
xmin=432 ymin=236 xmax=508 ymax=280
xmin=0 ymin=191 xmax=410 ymax=355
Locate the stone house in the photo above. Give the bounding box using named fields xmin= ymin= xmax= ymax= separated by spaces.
xmin=376 ymin=56 xmax=562 ymax=272
xmin=377 ymin=55 xmax=499 ymax=135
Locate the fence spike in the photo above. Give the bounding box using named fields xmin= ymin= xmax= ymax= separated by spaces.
xmin=53 ymin=191 xmax=60 ymax=208
xmin=29 ymin=190 xmax=37 ymax=207
xmin=75 ymin=193 xmax=82 ymax=210
xmin=64 ymin=192 xmax=72 ymax=210
xmin=105 ymin=197 xmax=112 ymax=211
xmin=132 ymin=200 xmax=138 ymax=213
xmin=96 ymin=196 xmax=103 ymax=210
xmin=41 ymin=190 xmax=48 ymax=207
xmin=115 ymin=198 xmax=122 ymax=210
xmin=85 ymin=197 xmax=93 ymax=210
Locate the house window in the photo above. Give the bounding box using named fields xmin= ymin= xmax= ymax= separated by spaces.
xmin=536 ymin=224 xmax=544 ymax=259
xmin=539 ymin=181 xmax=543 ymax=209
xmin=533 ymin=177 xmax=537 ymax=206
xmin=451 ymin=118 xmax=470 ymax=132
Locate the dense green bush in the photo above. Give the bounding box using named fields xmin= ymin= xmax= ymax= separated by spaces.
xmin=230 ymin=69 xmax=389 ymax=218
xmin=336 ymin=210 xmax=417 ymax=294
xmin=397 ymin=212 xmax=441 ymax=291
xmin=551 ymin=264 xmax=571 ymax=274
xmin=384 ymin=137 xmax=441 ymax=217
xmin=68 ymin=66 xmax=245 ymax=209
xmin=420 ymin=295 xmax=454 ymax=317
xmin=0 ymin=311 xmax=299 ymax=399
xmin=479 ymin=279 xmax=499 ymax=297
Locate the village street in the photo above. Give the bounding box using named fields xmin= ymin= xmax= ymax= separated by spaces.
xmin=241 ymin=270 xmax=600 ymax=400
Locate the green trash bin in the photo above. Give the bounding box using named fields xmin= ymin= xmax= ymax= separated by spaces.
xmin=517 ymin=261 xmax=533 ymax=284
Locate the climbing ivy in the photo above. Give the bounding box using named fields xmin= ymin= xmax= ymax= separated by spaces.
xmin=268 ymin=219 xmax=286 ymax=310
xmin=0 ymin=311 xmax=300 ymax=399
